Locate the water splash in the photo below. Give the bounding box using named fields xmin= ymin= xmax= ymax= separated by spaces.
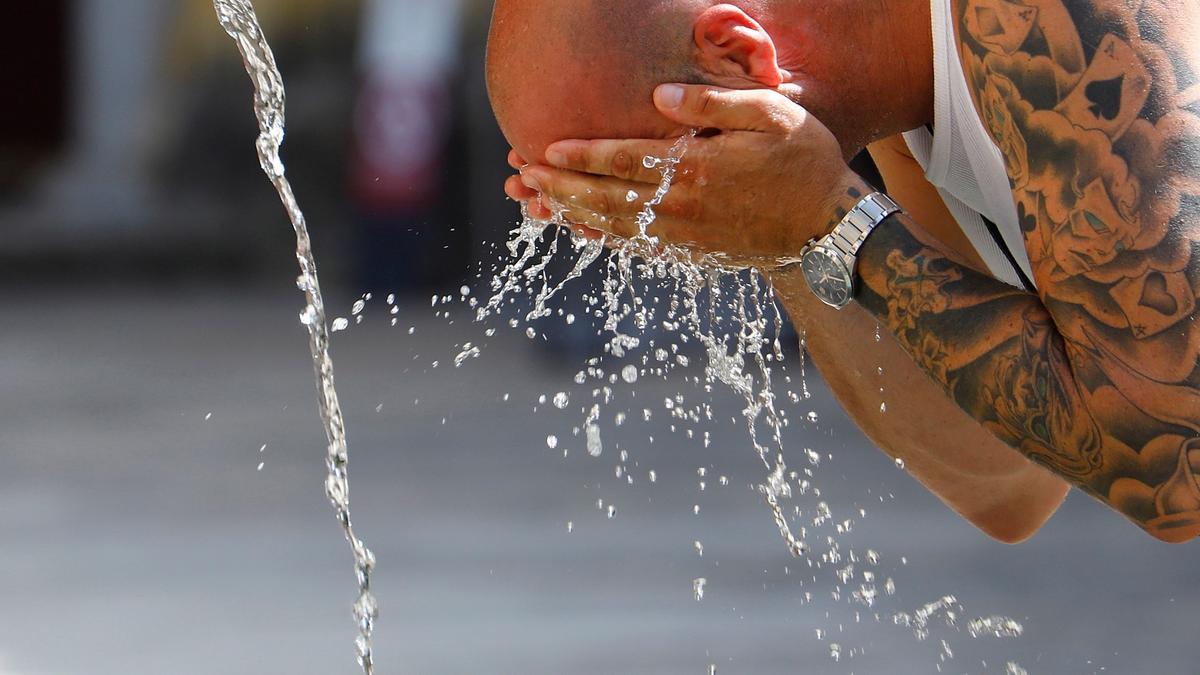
xmin=478 ymin=134 xmax=805 ymax=557
xmin=212 ymin=2 xmax=377 ymax=672
xmin=473 ymin=130 xmax=1031 ymax=666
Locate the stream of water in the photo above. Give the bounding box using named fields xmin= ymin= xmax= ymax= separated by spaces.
xmin=212 ymin=2 xmax=377 ymax=672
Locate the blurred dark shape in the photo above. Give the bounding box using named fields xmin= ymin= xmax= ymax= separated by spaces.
xmin=0 ymin=2 xmax=69 ymax=197
xmin=348 ymin=0 xmax=474 ymax=293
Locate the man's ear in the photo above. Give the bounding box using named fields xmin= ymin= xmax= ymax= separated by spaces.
xmin=692 ymin=4 xmax=784 ymax=87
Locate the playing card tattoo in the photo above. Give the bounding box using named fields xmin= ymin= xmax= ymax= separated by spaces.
xmin=964 ymin=0 xmax=1039 ymax=55
xmin=1056 ymin=34 xmax=1151 ymax=140
xmin=856 ymin=0 xmax=1200 ymax=541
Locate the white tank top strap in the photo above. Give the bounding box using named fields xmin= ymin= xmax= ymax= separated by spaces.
xmin=901 ymin=0 xmax=1038 ymax=291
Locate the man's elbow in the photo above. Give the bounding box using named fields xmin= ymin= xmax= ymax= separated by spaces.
xmin=972 ymin=510 xmax=1053 ymax=544
xmin=966 ymin=481 xmax=1070 ymax=544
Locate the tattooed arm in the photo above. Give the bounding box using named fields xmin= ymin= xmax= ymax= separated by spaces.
xmin=513 ymin=0 xmax=1197 ymax=539
xmin=765 ymin=136 xmax=1070 ymax=543
xmin=852 ymin=0 xmax=1200 ymax=541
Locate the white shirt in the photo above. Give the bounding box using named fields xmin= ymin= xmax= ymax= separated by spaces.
xmin=902 ymin=0 xmax=1037 ymax=290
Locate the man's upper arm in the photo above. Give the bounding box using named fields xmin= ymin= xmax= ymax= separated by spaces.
xmin=952 ymin=0 xmax=1200 ymax=540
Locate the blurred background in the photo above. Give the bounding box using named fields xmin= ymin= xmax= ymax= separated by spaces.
xmin=1 ymin=2 xmax=1197 ymax=674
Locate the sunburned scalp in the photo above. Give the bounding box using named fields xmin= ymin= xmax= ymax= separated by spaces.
xmin=486 ymin=0 xmax=710 ymax=164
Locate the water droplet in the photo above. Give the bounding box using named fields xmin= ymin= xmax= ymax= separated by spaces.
xmin=546 ymin=435 xmax=558 ymax=449
xmin=894 ymin=457 xmax=906 ymax=470
xmin=565 ymin=313 xmax=576 ymax=325
xmin=648 ymin=470 xmax=657 ymax=483
xmin=880 ymin=401 xmax=888 ymax=413
xmin=693 ymin=577 xmax=707 ymax=601
xmin=256 ymin=462 xmax=265 ymax=471
xmin=643 ymin=155 xmax=662 ymax=169
xmin=454 ymin=343 xmax=481 ymax=367
xmin=625 ymin=190 xmax=639 ymax=202
xmin=694 ymin=540 xmax=704 ymax=556
xmin=460 ymin=285 xmax=471 ymax=297
xmin=586 ymin=424 xmax=603 ymax=457
xmin=621 ymin=365 xmax=639 ymax=383
xmin=968 ymin=616 xmax=1024 ymax=639
xmin=607 ymin=504 xmax=617 ymax=518
xmin=204 ymin=412 xmax=213 ymax=421
xmin=553 ymin=392 xmax=570 ymax=409
xmin=806 ymin=411 xmax=819 ymax=423
xmin=526 ymin=327 xmax=537 ymax=339
xmin=299 ymin=304 xmax=317 ymax=326
xmin=351 ymin=299 xmax=366 ymax=315
xmin=567 ymin=521 xmax=573 ymax=533
xmin=331 ymin=317 xmax=350 ymax=332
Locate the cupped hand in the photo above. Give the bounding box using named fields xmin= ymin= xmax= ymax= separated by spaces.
xmin=512 ymin=84 xmax=871 ymax=266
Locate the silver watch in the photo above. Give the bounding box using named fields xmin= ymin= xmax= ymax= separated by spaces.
xmin=792 ymin=192 xmax=900 ymax=309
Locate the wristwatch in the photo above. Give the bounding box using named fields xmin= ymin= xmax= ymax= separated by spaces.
xmin=788 ymin=192 xmax=900 ymax=309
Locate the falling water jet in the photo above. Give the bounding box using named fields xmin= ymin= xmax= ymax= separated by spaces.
xmin=212 ymin=1 xmax=378 ymax=672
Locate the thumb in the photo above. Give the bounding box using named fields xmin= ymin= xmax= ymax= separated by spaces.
xmin=653 ymin=84 xmax=794 ymax=132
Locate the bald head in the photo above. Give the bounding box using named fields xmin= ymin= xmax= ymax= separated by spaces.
xmin=487 ymin=0 xmax=933 ymax=164
xmin=487 ymin=0 xmax=710 ymax=164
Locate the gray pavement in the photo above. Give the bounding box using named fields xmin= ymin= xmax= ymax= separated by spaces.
xmin=0 ymin=286 xmax=1195 ymax=675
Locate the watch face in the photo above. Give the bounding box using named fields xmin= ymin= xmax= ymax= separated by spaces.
xmin=801 ymin=246 xmax=854 ymax=308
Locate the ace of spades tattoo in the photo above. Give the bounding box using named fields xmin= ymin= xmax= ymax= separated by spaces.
xmin=1056 ymin=34 xmax=1152 ymax=140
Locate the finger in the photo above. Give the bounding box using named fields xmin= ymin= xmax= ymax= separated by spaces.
xmin=521 ymin=166 xmax=651 ymax=219
xmin=507 ymin=149 xmax=529 ymax=170
xmin=504 ymin=174 xmax=555 ymax=220
xmin=505 ymin=174 xmax=537 ymax=202
xmin=529 ymin=197 xmax=553 ymax=220
xmin=557 ymin=211 xmax=616 ymax=242
xmin=559 ymin=200 xmax=690 ymax=248
xmin=569 ymin=223 xmax=606 ymax=242
xmin=544 ymin=138 xmax=678 ymax=184
xmin=559 ymin=205 xmax=638 ymax=240
xmin=653 ymin=83 xmax=799 ymax=133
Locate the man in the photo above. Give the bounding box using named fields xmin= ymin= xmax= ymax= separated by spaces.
xmin=486 ymin=0 xmax=1200 ymax=542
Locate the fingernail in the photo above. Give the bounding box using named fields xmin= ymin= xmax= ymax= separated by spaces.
xmin=544 ymin=148 xmax=566 ymax=167
xmin=655 ymin=84 xmax=685 ymax=109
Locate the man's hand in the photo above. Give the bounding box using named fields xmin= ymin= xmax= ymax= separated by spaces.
xmin=510 ymin=84 xmax=867 ymax=266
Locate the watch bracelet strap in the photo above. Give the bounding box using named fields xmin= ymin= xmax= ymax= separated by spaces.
xmin=826 ymin=192 xmax=900 ymax=259
xmin=777 ymin=192 xmax=900 ymax=268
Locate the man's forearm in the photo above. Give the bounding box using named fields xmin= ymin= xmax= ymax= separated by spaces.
xmin=769 ymin=265 xmax=1068 ymax=542
xmin=850 ymin=203 xmax=1200 ymax=541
